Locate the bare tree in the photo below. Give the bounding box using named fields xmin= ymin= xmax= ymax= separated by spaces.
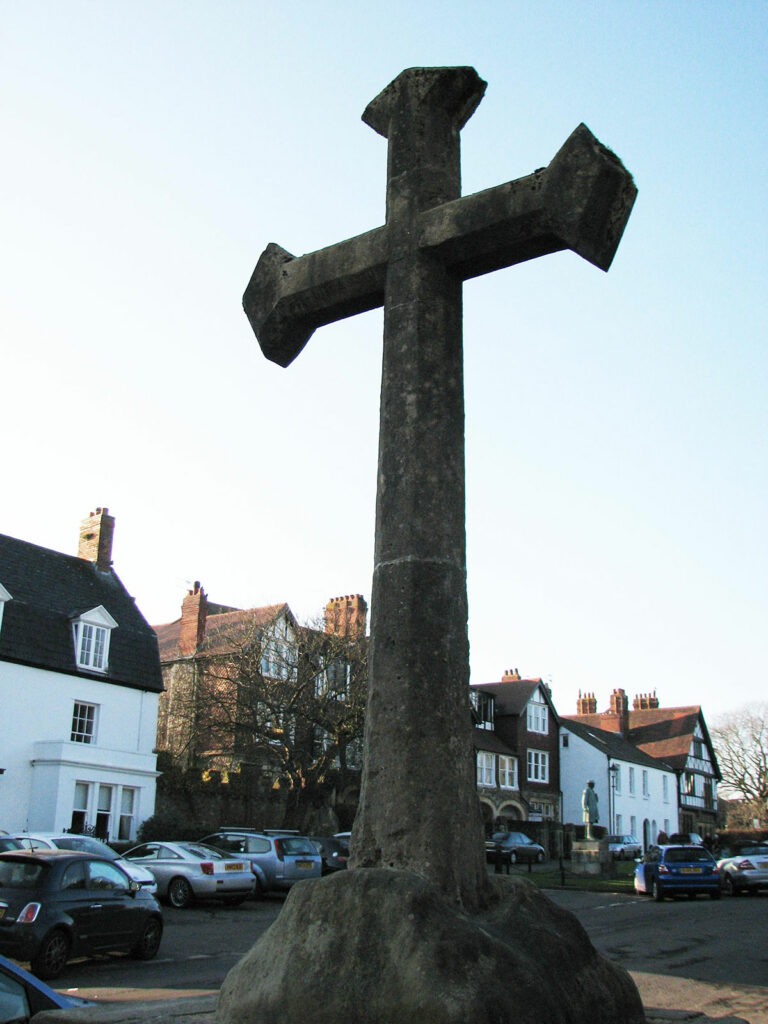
xmin=711 ymin=703 xmax=768 ymax=827
xmin=186 ymin=608 xmax=368 ymax=828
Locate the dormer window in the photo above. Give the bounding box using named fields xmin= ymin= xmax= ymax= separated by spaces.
xmin=526 ymin=693 xmax=548 ymax=734
xmin=72 ymin=606 xmax=117 ymax=673
xmin=470 ymin=690 xmax=495 ymax=730
xmin=0 ymin=581 xmax=11 ymax=635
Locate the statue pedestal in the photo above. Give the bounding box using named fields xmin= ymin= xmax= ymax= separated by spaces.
xmin=571 ymin=838 xmax=611 ymax=877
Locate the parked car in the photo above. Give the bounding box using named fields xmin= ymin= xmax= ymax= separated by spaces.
xmin=200 ymin=830 xmax=322 ymax=893
xmin=634 ymin=845 xmax=721 ymax=901
xmin=123 ymin=841 xmax=254 ymax=908
xmin=668 ymin=832 xmax=704 ymax=846
xmin=0 ymin=838 xmax=22 ymax=853
xmin=485 ymin=832 xmax=546 ymax=865
xmin=13 ymin=833 xmax=158 ymax=895
xmin=310 ymin=836 xmax=349 ymax=874
xmin=717 ymin=844 xmax=768 ymax=896
xmin=0 ymin=952 xmax=92 ymax=1019
xmin=0 ymin=849 xmax=163 ymax=979
xmin=607 ymin=834 xmax=642 ymax=860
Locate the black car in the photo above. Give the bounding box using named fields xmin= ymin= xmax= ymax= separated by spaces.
xmin=485 ymin=832 xmax=546 ymax=865
xmin=310 ymin=836 xmax=349 ymax=874
xmin=0 ymin=850 xmax=163 ymax=979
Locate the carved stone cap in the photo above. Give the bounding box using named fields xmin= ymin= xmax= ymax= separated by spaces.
xmin=362 ymin=66 xmax=487 ymax=138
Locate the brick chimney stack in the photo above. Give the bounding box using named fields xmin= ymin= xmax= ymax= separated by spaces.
xmin=325 ymin=594 xmax=367 ymax=637
xmin=604 ymin=687 xmax=630 ymax=735
xmin=501 ymin=668 xmax=521 ymax=681
xmin=78 ymin=508 xmax=115 ymax=572
xmin=633 ymin=691 xmax=660 ymax=710
xmin=576 ymin=690 xmax=597 ymax=715
xmin=179 ymin=581 xmax=207 ymax=656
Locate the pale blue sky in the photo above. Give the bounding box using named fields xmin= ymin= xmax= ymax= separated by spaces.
xmin=2 ymin=1 xmax=766 ymax=722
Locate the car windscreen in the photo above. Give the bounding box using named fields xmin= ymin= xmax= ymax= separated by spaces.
xmin=179 ymin=843 xmax=226 ymax=860
xmin=664 ymin=847 xmax=713 ymax=863
xmin=0 ymin=859 xmax=49 ymax=888
xmin=53 ymin=837 xmax=118 ymax=859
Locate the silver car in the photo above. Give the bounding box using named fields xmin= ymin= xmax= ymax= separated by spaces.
xmin=123 ymin=841 xmax=254 ymax=908
xmin=200 ymin=830 xmax=322 ymax=894
xmin=13 ymin=832 xmax=158 ymax=895
xmin=607 ymin=834 xmax=642 ymax=860
xmin=718 ymin=844 xmax=768 ymax=896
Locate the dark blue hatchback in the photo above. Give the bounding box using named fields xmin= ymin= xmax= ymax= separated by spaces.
xmin=634 ymin=844 xmax=721 ymax=902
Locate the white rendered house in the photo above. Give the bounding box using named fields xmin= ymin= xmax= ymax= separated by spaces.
xmin=0 ymin=510 xmax=162 ymax=840
xmin=559 ymin=718 xmax=678 ymax=850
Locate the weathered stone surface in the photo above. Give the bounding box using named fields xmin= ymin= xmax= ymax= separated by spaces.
xmin=240 ymin=65 xmax=638 ymax=1022
xmin=218 ymin=870 xmax=645 ymax=1024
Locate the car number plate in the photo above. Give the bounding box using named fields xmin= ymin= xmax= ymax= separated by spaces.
xmin=680 ymin=867 xmax=702 ymax=874
xmin=225 ymin=863 xmax=245 ymax=871
xmin=297 ymin=860 xmax=314 ymax=869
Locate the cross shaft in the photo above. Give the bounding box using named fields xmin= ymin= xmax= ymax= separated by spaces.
xmin=244 ymin=67 xmax=635 ymax=908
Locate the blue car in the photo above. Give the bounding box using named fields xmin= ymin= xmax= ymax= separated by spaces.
xmin=0 ymin=952 xmax=91 ymax=1020
xmin=634 ymin=844 xmax=721 ymax=902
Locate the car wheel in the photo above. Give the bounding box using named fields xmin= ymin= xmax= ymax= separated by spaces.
xmin=168 ymin=876 xmax=194 ymax=909
xmin=131 ymin=916 xmax=163 ymax=960
xmin=509 ymin=852 xmax=517 ymax=865
xmin=652 ymin=879 xmax=664 ymax=902
xmin=724 ymin=875 xmax=737 ymax=897
xmin=536 ymin=851 xmax=544 ymax=863
xmin=30 ymin=929 xmax=71 ymax=980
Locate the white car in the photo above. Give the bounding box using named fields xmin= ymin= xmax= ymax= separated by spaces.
xmin=12 ymin=832 xmax=158 ymax=895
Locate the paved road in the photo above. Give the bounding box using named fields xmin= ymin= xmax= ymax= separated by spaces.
xmin=51 ymin=895 xmax=284 ymax=1001
xmin=547 ymin=888 xmax=768 ymax=1023
xmin=46 ymin=888 xmax=768 ymax=1023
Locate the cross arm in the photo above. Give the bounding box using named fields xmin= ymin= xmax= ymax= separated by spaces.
xmin=243 ymin=226 xmax=388 ymax=367
xmin=420 ymin=124 xmax=636 ymax=279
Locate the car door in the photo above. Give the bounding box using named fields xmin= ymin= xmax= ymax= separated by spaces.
xmin=82 ymin=859 xmax=139 ymax=952
xmin=55 ymin=860 xmax=98 ymax=957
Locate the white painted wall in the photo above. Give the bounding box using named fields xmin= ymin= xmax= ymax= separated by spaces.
xmin=0 ymin=661 xmax=158 ymax=839
xmin=559 ymin=725 xmax=678 ymax=849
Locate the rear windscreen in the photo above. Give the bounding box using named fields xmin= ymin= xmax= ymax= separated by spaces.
xmin=280 ymin=838 xmax=315 ymax=855
xmin=665 ymin=848 xmax=713 ymax=863
xmin=0 ymin=860 xmax=48 ymax=888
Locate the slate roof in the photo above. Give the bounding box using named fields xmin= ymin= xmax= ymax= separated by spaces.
xmin=471 ymin=678 xmax=559 ymax=719
xmin=561 ymin=717 xmax=673 ymax=772
xmin=472 ymin=727 xmax=517 ymax=757
xmin=561 ymin=706 xmax=720 ymax=778
xmin=154 ymin=603 xmax=291 ymax=662
xmin=0 ymin=532 xmax=163 ymax=693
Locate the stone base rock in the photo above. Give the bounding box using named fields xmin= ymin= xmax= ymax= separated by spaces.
xmin=218 ymin=869 xmax=644 ymax=1024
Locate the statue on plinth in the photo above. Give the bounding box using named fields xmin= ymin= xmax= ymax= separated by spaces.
xmin=582 ymin=780 xmax=599 ymax=839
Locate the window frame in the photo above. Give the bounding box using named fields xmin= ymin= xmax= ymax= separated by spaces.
xmin=526 ymin=748 xmax=549 ymax=784
xmin=476 ymin=751 xmax=496 ymax=788
xmin=526 ymin=696 xmax=548 ymax=735
xmin=499 ymin=755 xmax=518 ymax=790
xmin=71 ymin=702 xmax=98 ymax=744
xmin=71 ymin=605 xmax=117 ymax=673
xmin=0 ymin=581 xmax=11 ymax=636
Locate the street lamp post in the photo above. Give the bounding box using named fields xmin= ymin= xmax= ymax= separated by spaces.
xmin=609 ymin=762 xmax=619 ymax=834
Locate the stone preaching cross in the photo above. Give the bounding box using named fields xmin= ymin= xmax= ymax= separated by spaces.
xmin=244 ymin=67 xmax=635 ymax=910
